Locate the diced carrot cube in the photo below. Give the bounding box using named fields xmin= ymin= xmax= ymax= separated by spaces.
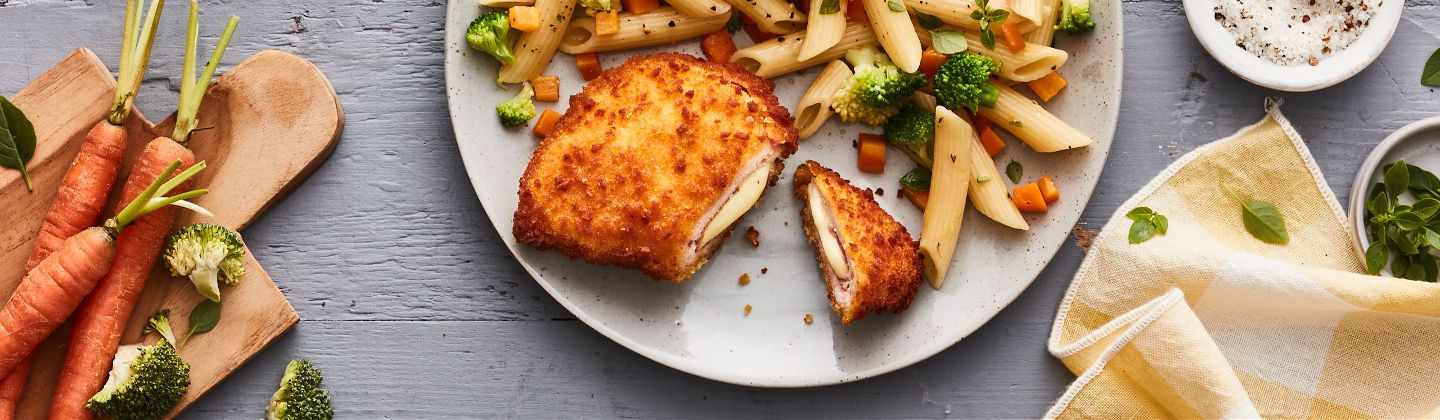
xmin=857 ymin=133 xmax=886 ymax=173
xmin=978 ymin=125 xmax=1005 ymax=156
xmin=846 ymin=0 xmax=866 ymax=22
xmin=900 ymin=187 xmax=929 ymax=211
xmin=1028 ymin=71 xmax=1068 ymax=102
xmin=701 ymin=30 xmax=737 ymax=63
xmin=1000 ymin=21 xmax=1025 ymax=53
xmin=509 ymin=6 xmax=540 ymax=32
xmin=741 ymin=14 xmax=777 ymax=43
xmin=1012 ymin=183 xmax=1048 ymax=212
xmin=594 ymin=10 xmax=620 ymax=35
xmin=622 ymin=0 xmax=660 ymax=14
xmin=1038 ymin=175 xmax=1060 ymax=203
xmin=533 ymin=109 xmax=563 ymax=137
xmin=576 ymin=52 xmax=603 ymax=80
xmin=532 ymin=75 xmax=560 ymax=102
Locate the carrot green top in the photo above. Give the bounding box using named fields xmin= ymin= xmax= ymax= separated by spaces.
xmin=108 ymin=0 xmax=166 ymax=126
xmin=105 ymin=160 xmax=210 ymax=236
xmin=172 ymin=0 xmax=240 ymax=146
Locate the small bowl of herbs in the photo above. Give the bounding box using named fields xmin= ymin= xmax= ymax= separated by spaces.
xmin=1350 ymin=116 xmax=1440 ymax=281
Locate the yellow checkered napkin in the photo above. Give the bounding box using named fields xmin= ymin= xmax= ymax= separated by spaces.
xmin=1046 ymin=101 xmax=1440 ymax=419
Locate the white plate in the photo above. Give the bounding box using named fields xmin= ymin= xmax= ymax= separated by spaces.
xmin=444 ymin=5 xmax=1121 ymax=386
xmin=1182 ymin=0 xmax=1403 ymax=92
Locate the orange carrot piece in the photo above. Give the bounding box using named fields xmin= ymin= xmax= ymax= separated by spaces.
xmin=701 ymin=30 xmax=737 ymax=63
xmin=1001 ymin=21 xmax=1025 ymax=52
xmin=0 ymin=355 xmax=31 ymax=419
xmin=534 ymin=109 xmax=564 ymax=137
xmin=900 ymin=187 xmax=930 ymax=211
xmin=532 ymin=75 xmax=561 ymax=102
xmin=510 ymin=6 xmax=540 ymax=32
xmin=1013 ymin=183 xmax=1048 ymax=212
xmin=50 ymin=139 xmax=196 ymax=420
xmin=741 ymin=14 xmax=777 ymax=42
xmin=576 ymin=52 xmax=603 ymax=80
xmin=1028 ymin=71 xmax=1068 ymax=102
xmin=0 ymin=228 xmax=117 ymax=378
xmin=846 ymin=0 xmax=866 ymax=22
xmin=1038 ymin=175 xmax=1059 ymax=203
xmin=972 ymin=114 xmax=991 ymax=131
xmin=595 ymin=10 xmax=620 ymax=35
xmin=622 ymin=0 xmax=660 ymax=14
xmin=919 ymin=48 xmax=948 ymax=79
xmin=857 ymin=133 xmax=886 ymax=173
xmin=27 ymin=122 xmax=128 ymax=275
xmin=978 ymin=124 xmax=1005 ymax=156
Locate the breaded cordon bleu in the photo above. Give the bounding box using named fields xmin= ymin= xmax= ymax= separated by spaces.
xmin=793 ymin=161 xmax=924 ymax=324
xmin=512 ymin=52 xmax=799 ymax=282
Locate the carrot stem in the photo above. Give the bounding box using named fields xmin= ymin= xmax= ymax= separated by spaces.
xmin=109 ymin=0 xmax=165 ymax=125
xmin=172 ymin=0 xmax=240 ymax=145
xmin=108 ymin=159 xmax=208 ymax=231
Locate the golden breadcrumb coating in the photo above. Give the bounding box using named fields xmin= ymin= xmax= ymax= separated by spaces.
xmin=794 ymin=160 xmax=924 ymax=324
xmin=513 ymin=52 xmax=798 ymax=282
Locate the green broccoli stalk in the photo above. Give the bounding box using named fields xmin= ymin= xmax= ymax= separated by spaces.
xmin=883 ymin=106 xmax=936 ymax=168
xmin=86 ymin=343 xmax=190 ymax=420
xmin=498 ymin=82 xmax=537 ymax=127
xmin=933 ymin=53 xmax=1002 ymax=113
xmin=830 ymin=45 xmax=929 ymax=126
xmin=1054 ymin=0 xmax=1094 ymax=35
xmin=580 ymin=0 xmax=622 ymax=15
xmin=163 ymin=224 xmax=245 ymax=303
xmin=144 ymin=310 xmax=180 ymax=349
xmin=467 ymin=11 xmax=518 ymax=66
xmin=267 ymin=360 xmax=334 ymax=420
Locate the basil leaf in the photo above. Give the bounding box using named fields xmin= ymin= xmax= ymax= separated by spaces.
xmin=1126 ymin=206 xmax=1154 ymax=221
xmin=1423 ymin=253 xmax=1439 ymax=282
xmin=1394 ymin=253 xmax=1412 ymax=278
xmin=1424 ymin=47 xmax=1440 ymax=86
xmin=970 ymin=9 xmax=984 ymax=20
xmin=1394 ymin=211 xmax=1427 ymax=231
xmin=1241 ymin=200 xmax=1289 ymax=244
xmin=975 ymin=0 xmax=988 ymax=10
xmin=823 ymin=0 xmax=843 ymax=14
xmin=182 ymin=299 xmax=223 ymax=348
xmin=899 ymin=167 xmax=932 ymax=191
xmin=978 ymin=81 xmax=999 ymax=108
xmin=1153 ymin=214 xmax=1169 ymax=235
xmin=0 ymin=95 xmax=36 ymax=191
xmin=916 ymin=10 xmax=944 ymax=30
xmin=886 ymin=0 xmax=904 ymax=12
xmin=1006 ymin=160 xmax=1022 ymax=183
xmin=929 ymin=30 xmax=969 ymax=54
xmin=1414 ymin=198 xmax=1440 ymax=220
xmin=980 ymin=29 xmax=996 ymax=50
xmin=1408 ymin=163 xmax=1440 ymax=193
xmin=1365 ymin=241 xmax=1388 ymax=274
xmin=1406 ymin=256 xmax=1428 ymax=280
xmin=988 ymin=9 xmax=1009 ymax=22
xmin=1129 ymin=218 xmax=1155 ymax=244
xmin=1386 ymin=159 xmax=1410 ymax=202
xmin=1367 ymin=191 xmax=1390 ymax=216
xmin=1396 ymin=231 xmax=1419 ymax=254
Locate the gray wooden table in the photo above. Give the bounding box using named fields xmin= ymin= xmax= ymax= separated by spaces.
xmin=2 ymin=0 xmax=1438 ymax=417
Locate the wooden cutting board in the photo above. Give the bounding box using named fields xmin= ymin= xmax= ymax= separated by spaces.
xmin=0 ymin=47 xmax=343 ymax=419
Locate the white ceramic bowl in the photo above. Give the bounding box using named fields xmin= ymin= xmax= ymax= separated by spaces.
xmin=1348 ymin=116 xmax=1440 ymax=269
xmin=1182 ymin=0 xmax=1403 ymax=91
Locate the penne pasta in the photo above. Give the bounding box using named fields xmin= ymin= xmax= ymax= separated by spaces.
xmin=904 ymin=0 xmax=1036 ymax=33
xmin=667 ymin=0 xmax=733 ymax=17
xmin=499 ymin=0 xmax=579 ymax=84
xmin=862 ymin=0 xmax=923 ymax=72
xmin=480 ymin=0 xmax=537 ymax=7
xmin=1005 ymin=0 xmax=1047 ymax=31
xmin=965 ymin=126 xmax=1028 ymax=229
xmin=914 ymin=24 xmax=1067 ymax=82
xmin=795 ymin=60 xmax=852 ymax=139
xmin=977 ymin=83 xmax=1091 ymax=152
xmin=728 ymin=0 xmax=807 ymax=34
xmin=910 ymin=90 xmax=936 ymax=110
xmin=731 ymin=21 xmax=878 ymax=78
xmin=797 ymin=0 xmax=847 ymax=61
xmin=559 ymin=7 xmax=731 ymax=54
xmin=1023 ymin=2 xmax=1058 ymax=46
xmin=919 ymin=106 xmax=974 ymax=288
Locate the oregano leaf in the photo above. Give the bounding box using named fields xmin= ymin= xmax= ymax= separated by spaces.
xmin=1366 ymin=241 xmax=1388 ymax=275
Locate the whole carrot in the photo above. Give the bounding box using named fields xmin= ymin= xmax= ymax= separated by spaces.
xmin=0 ymin=0 xmax=166 ymax=412
xmin=50 ymin=4 xmax=238 ymax=419
xmin=0 ymin=160 xmax=207 ymax=384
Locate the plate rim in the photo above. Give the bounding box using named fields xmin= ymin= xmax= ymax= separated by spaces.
xmin=443 ymin=3 xmax=1123 ymax=387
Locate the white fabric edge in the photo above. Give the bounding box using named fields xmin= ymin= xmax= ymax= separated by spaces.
xmin=1043 ymin=100 xmax=1355 ymax=416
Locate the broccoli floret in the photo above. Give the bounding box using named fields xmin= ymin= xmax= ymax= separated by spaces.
xmin=933 ymin=53 xmax=1002 ymax=113
xmin=1054 ymin=0 xmax=1094 ymax=35
xmin=580 ymin=0 xmax=621 ymax=15
xmin=830 ymin=45 xmax=929 ymax=126
xmin=144 ymin=310 xmax=181 ymax=349
xmin=497 ymin=82 xmax=537 ymax=127
xmin=86 ymin=344 xmax=190 ymax=420
xmin=467 ymin=11 xmax=518 ymax=66
xmin=163 ymin=224 xmax=245 ymax=303
xmin=883 ymin=106 xmax=936 ymax=168
xmin=267 ymin=360 xmax=334 ymax=420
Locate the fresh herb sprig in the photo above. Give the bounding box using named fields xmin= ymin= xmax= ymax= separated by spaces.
xmin=970 ymin=0 xmax=1009 ymax=50
xmin=1222 ymin=182 xmax=1289 ymax=244
xmin=1006 ymin=160 xmax=1022 ymax=183
xmin=900 ymin=167 xmax=932 ymax=191
xmin=915 ymin=10 xmax=969 ymax=54
xmin=1127 ymin=207 xmax=1167 ymax=244
xmin=0 ymin=95 xmax=36 ymax=191
xmin=1424 ymin=48 xmax=1440 ymax=86
xmin=1362 ymin=159 xmax=1440 ymax=281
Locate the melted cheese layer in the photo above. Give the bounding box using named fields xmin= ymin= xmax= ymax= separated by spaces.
xmin=701 ymin=164 xmax=771 ymax=245
xmin=808 ymin=183 xmax=849 ymax=280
